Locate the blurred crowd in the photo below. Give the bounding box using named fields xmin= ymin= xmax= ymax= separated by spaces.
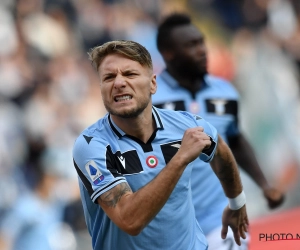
xmin=0 ymin=0 xmax=299 ymax=249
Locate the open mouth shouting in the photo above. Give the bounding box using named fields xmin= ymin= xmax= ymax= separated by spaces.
xmin=114 ymin=94 xmax=133 ymax=102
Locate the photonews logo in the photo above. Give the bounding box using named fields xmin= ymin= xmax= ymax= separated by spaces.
xmin=259 ymin=233 xmax=300 ymax=242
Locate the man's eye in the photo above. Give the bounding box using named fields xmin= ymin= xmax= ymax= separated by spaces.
xmin=126 ymin=72 xmax=137 ymax=77
xmin=103 ymin=75 xmax=114 ymax=81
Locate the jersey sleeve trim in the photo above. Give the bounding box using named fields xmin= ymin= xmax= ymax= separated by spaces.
xmin=74 ymin=159 xmax=93 ymax=195
xmin=91 ymin=177 xmax=127 ymax=203
xmin=74 ymin=158 xmax=128 ymax=204
xmin=199 ymin=136 xmax=217 ymax=162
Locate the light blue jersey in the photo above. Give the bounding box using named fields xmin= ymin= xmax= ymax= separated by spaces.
xmin=73 ymin=107 xmax=218 ymax=250
xmin=0 ymin=192 xmax=63 ymax=250
xmin=153 ymin=70 xmax=239 ymax=235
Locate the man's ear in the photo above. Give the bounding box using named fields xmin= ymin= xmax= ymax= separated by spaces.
xmin=150 ymin=74 xmax=157 ymax=95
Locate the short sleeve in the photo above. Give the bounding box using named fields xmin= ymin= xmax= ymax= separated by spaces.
xmin=73 ymin=134 xmax=127 ymax=203
xmin=192 ymin=114 xmax=218 ymax=162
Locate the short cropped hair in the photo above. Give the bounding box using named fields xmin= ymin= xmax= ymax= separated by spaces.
xmin=157 ymin=13 xmax=192 ymax=53
xmin=88 ymin=40 xmax=153 ymax=72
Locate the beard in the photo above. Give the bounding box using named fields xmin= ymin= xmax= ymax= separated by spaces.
xmin=172 ymin=56 xmax=208 ymax=79
xmin=178 ymin=63 xmax=207 ymax=79
xmin=104 ymin=95 xmax=151 ymax=118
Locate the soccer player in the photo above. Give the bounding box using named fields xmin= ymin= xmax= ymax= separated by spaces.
xmin=152 ymin=13 xmax=284 ymax=249
xmin=72 ymin=40 xmax=248 ymax=250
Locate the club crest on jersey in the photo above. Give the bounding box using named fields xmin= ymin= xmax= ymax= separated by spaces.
xmin=146 ymin=156 xmax=158 ymax=168
xmin=85 ymin=160 xmax=104 ymax=185
xmin=190 ymin=101 xmax=200 ymax=114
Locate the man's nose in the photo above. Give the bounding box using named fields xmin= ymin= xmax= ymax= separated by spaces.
xmin=113 ymin=74 xmax=126 ymax=88
xmin=196 ymin=43 xmax=206 ymax=55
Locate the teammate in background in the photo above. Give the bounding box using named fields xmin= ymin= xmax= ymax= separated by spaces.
xmin=0 ymin=149 xmax=66 ymax=250
xmin=152 ymin=13 xmax=284 ymax=249
xmin=72 ymin=40 xmax=249 ymax=250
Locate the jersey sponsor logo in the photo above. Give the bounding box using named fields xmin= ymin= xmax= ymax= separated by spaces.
xmin=170 ymin=143 xmax=181 ymax=149
xmin=160 ymin=140 xmax=182 ymax=164
xmin=85 ymin=160 xmax=104 ymax=185
xmin=146 ymin=156 xmax=158 ymax=168
xmin=117 ymin=155 xmax=126 ymax=169
xmin=209 ymin=100 xmax=227 ymax=115
xmin=163 ymin=102 xmax=176 ymax=110
xmin=114 ymin=150 xmax=143 ymax=174
xmin=154 ymin=100 xmax=186 ymax=111
xmin=106 ymin=146 xmax=144 ymax=176
xmin=205 ymin=99 xmax=238 ymax=116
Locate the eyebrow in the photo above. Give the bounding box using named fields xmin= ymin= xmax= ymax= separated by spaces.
xmin=102 ymin=72 xmax=116 ymax=79
xmin=103 ymin=68 xmax=139 ymax=75
xmin=122 ymin=69 xmax=139 ymax=74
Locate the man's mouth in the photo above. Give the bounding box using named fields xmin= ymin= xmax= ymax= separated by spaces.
xmin=114 ymin=95 xmax=132 ymax=102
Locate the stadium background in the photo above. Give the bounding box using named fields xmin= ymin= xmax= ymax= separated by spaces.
xmin=0 ymin=0 xmax=299 ymax=249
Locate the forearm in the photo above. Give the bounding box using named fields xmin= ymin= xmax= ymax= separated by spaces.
xmin=228 ymin=134 xmax=270 ymax=189
xmin=98 ymin=126 xmax=212 ymax=235
xmin=98 ymin=153 xmax=188 ymax=235
xmin=210 ymin=135 xmax=243 ymax=198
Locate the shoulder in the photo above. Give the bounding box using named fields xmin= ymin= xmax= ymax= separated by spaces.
xmin=155 ymin=107 xmax=203 ymax=126
xmin=156 ymin=71 xmax=167 ymax=83
xmin=157 ymin=108 xmax=218 ymax=147
xmin=205 ymin=75 xmax=239 ymax=97
xmin=155 ymin=107 xmax=189 ymax=118
xmin=155 ymin=73 xmax=173 ymax=90
xmin=155 ymin=70 xmax=178 ymax=88
xmin=73 ymin=116 xmax=110 ymax=154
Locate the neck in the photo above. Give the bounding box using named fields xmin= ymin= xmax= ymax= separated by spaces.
xmin=111 ymin=104 xmax=155 ymax=143
xmin=166 ymin=67 xmax=205 ymax=93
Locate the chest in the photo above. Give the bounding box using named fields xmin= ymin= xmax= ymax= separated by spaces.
xmin=108 ymin=135 xmax=191 ymax=192
xmin=154 ymin=91 xmax=237 ymax=135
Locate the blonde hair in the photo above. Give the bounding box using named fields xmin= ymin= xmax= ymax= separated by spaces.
xmin=88 ymin=40 xmax=153 ymax=71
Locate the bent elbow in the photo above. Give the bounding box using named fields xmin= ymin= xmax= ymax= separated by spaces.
xmin=126 ymin=228 xmax=142 ymax=236
xmin=120 ymin=220 xmax=145 ymax=236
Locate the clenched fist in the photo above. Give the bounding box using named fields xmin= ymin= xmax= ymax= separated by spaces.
xmin=177 ymin=127 xmax=212 ymax=165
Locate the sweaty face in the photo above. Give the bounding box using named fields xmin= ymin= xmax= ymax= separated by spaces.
xmin=98 ymin=54 xmax=156 ymax=118
xmin=168 ymin=25 xmax=207 ymax=77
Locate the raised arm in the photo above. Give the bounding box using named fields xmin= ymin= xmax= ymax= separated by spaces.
xmin=210 ymin=135 xmax=249 ymax=246
xmin=97 ymin=127 xmax=212 ymax=235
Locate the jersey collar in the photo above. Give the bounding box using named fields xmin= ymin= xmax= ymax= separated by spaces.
xmin=108 ymin=106 xmax=164 ymax=139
